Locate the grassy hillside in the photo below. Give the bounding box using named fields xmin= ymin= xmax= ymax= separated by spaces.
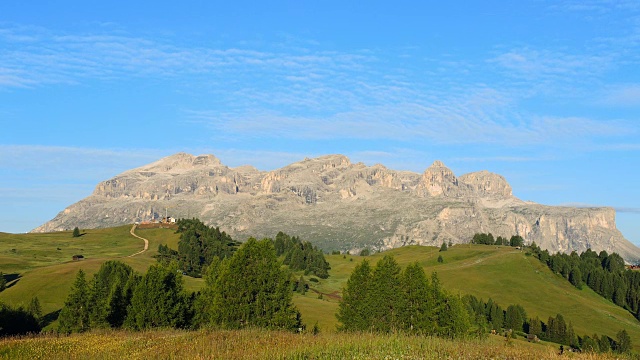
xmin=293 ymin=245 xmax=640 ymax=349
xmin=0 ymin=225 xmax=202 ymax=320
xmin=1 ymin=226 xmax=639 ymax=351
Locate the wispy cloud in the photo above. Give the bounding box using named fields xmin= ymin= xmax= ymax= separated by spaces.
xmin=559 ymin=202 xmax=640 ymax=214
xmin=616 ymin=207 xmax=640 ymax=214
xmin=451 ymin=156 xmax=547 ymax=163
xmin=1 ymin=24 xmax=638 ymax=152
xmin=601 ymin=84 xmax=640 ymax=106
xmin=0 ymin=25 xmax=373 ymax=90
xmin=188 ymin=102 xmax=633 ymax=146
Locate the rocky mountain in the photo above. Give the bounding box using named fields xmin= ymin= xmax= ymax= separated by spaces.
xmin=33 ymin=152 xmax=640 ymax=263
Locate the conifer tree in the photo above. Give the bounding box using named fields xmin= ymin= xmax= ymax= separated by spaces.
xmin=211 ymin=238 xmax=300 ymax=330
xmin=193 ymin=256 xmax=223 ymax=327
xmin=438 ymin=294 xmax=471 ymax=338
xmin=369 ymin=255 xmax=403 ymax=332
xmin=125 ymin=262 xmax=188 ymax=330
xmin=72 ymin=227 xmax=81 ymax=238
xmin=89 ymin=261 xmax=134 ymax=328
xmin=58 ymin=269 xmax=91 ymax=334
xmin=337 ymin=259 xmax=372 ymax=331
xmin=400 ymin=262 xmax=434 ymax=334
xmin=505 ymin=304 xmax=524 ymax=332
xmin=528 ymin=316 xmax=542 ymax=337
xmin=296 ymin=275 xmax=307 ymax=294
xmin=598 ymin=334 xmax=611 ymax=353
xmin=569 ymin=267 xmax=583 ymax=289
xmin=615 ymin=329 xmax=632 ymax=353
xmin=27 ymin=297 xmax=42 ymax=325
xmin=439 ymin=242 xmax=448 ymax=252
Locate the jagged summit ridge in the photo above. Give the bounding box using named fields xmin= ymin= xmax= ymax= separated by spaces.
xmin=33 ymin=152 xmax=640 ymax=263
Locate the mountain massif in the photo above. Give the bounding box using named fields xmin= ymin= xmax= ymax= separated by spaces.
xmin=33 ymin=153 xmax=640 ymax=262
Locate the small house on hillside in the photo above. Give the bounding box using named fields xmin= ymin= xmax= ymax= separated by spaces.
xmin=72 ymin=255 xmax=84 ymax=261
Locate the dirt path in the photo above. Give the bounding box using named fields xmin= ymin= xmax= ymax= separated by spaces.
xmin=127 ymin=224 xmax=149 ymax=257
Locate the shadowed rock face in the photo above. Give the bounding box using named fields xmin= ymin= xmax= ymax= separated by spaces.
xmin=33 ymin=153 xmax=640 ymax=263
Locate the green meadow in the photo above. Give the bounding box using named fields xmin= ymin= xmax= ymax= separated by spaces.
xmin=1 ymin=225 xmax=639 ymax=354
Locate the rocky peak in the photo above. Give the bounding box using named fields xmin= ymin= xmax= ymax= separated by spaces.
xmin=459 ymin=170 xmax=513 ymax=199
xmin=134 ymin=152 xmax=223 ymax=174
xmin=193 ymin=154 xmax=222 ymax=167
xmin=416 ymin=160 xmax=461 ymax=197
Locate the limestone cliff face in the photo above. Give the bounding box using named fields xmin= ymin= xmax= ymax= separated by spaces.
xmin=33 ymin=153 xmax=640 ymax=263
xmin=459 ymin=170 xmax=513 ymax=199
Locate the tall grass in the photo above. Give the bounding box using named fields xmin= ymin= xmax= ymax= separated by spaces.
xmin=0 ymin=329 xmax=626 ymax=359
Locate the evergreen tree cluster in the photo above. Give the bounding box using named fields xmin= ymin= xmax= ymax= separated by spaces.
xmin=337 ymin=255 xmax=470 ymax=338
xmin=158 ymin=218 xmax=240 ymax=277
xmin=275 ymin=231 xmax=331 ymax=279
xmin=464 ymin=295 xmax=527 ymax=334
xmin=59 ymin=239 xmax=301 ymax=334
xmin=196 ymin=238 xmax=301 ymax=330
xmin=529 ymin=243 xmax=640 ymax=319
xmin=0 ymin=299 xmax=42 ymax=336
xmin=464 ymin=293 xmax=630 ymax=353
xmin=471 ymin=233 xmax=523 ymax=247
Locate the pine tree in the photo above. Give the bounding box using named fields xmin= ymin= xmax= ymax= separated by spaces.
xmin=296 ymin=275 xmax=307 ymax=294
xmin=438 ymin=294 xmax=471 ymax=338
xmin=569 ymin=267 xmax=583 ymax=289
xmin=369 ymin=255 xmax=403 ymax=333
xmin=528 ymin=316 xmax=542 ymax=337
xmin=337 ymin=260 xmax=372 ymax=331
xmin=598 ymin=334 xmax=611 ymax=353
xmin=437 ymin=255 xmax=444 ymax=263
xmin=125 ymin=262 xmax=188 ymax=330
xmin=89 ymin=261 xmax=134 ymax=328
xmin=581 ymin=335 xmax=598 ymax=352
xmin=27 ymin=297 xmax=42 ymax=326
xmin=58 ymin=269 xmax=91 ymax=334
xmin=193 ymin=257 xmax=223 ymax=327
xmin=400 ymin=262 xmax=434 ymax=334
xmin=72 ymin=227 xmax=81 ymax=238
xmin=439 ymin=242 xmax=448 ymax=252
xmin=505 ymin=305 xmax=524 ymax=332
xmin=615 ymin=329 xmax=632 ymax=353
xmin=211 ymin=238 xmax=300 ymax=330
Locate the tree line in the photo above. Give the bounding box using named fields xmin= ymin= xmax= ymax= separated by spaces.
xmin=58 ymin=238 xmax=301 ymax=334
xmin=157 ymin=218 xmax=240 ymax=277
xmin=463 ymin=294 xmax=631 ymax=353
xmin=471 ymin=233 xmax=524 ymax=247
xmin=528 ymin=243 xmax=640 ymax=320
xmin=275 ymin=231 xmax=331 ymax=279
xmin=157 ymin=219 xmax=330 ymax=279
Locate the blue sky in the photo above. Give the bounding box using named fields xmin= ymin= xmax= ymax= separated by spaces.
xmin=1 ymin=0 xmax=639 ymax=244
